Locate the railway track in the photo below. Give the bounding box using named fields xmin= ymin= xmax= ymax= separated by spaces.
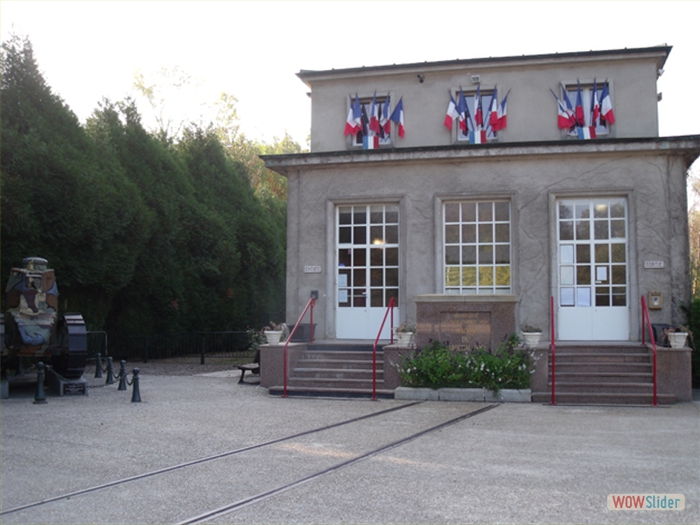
xmin=1 ymin=402 xmax=498 ymax=524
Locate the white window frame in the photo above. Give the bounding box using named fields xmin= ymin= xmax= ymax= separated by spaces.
xmin=561 ymin=79 xmax=614 ymax=138
xmin=448 ymin=87 xmax=500 ymax=144
xmin=443 ymin=199 xmax=512 ymax=295
xmin=346 ymin=92 xmax=395 ymax=150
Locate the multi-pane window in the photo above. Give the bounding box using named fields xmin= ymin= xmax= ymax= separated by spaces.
xmin=563 ymin=83 xmax=610 ymax=136
xmin=349 ymin=97 xmax=393 ymax=148
xmin=557 ymin=199 xmax=627 ymax=308
xmin=454 ymin=90 xmax=496 ymax=142
xmin=444 ymin=201 xmax=511 ymax=294
xmin=338 ymin=204 xmax=399 ymax=308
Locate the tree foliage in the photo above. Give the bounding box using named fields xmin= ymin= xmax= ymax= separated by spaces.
xmin=1 ymin=35 xmax=291 ymax=334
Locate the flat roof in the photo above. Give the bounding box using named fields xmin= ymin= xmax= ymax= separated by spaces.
xmin=297 ymin=45 xmax=672 ymax=84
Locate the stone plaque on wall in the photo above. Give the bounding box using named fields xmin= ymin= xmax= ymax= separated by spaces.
xmin=415 ymin=294 xmax=517 ymax=351
xmin=439 ymin=311 xmax=491 ymax=351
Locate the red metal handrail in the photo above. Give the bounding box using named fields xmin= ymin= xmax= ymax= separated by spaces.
xmin=371 ymin=296 xmax=396 ymax=401
xmin=283 ymin=297 xmax=316 ymax=398
xmin=640 ymin=295 xmax=658 ymax=406
xmin=550 ymin=295 xmax=556 ymax=405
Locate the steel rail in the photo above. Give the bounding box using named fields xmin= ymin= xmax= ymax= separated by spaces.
xmin=0 ymin=401 xmax=420 ymax=516
xmin=178 ymin=404 xmax=499 ymax=525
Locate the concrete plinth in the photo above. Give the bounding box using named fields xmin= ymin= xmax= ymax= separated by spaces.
xmin=47 ymin=370 xmax=87 ymax=396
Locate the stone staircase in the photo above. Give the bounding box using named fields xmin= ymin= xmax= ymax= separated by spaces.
xmin=268 ymin=344 xmax=393 ymax=398
xmin=531 ymin=343 xmax=675 ymax=405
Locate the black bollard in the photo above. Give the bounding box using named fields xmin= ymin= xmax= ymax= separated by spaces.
xmin=131 ymin=368 xmax=141 ymax=403
xmin=118 ymin=360 xmax=127 ymax=391
xmin=94 ymin=353 xmax=102 ymax=379
xmin=105 ymin=357 xmax=115 ymax=385
xmin=33 ymin=362 xmax=47 ymax=404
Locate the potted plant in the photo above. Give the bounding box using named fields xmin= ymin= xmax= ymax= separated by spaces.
xmin=665 ymin=326 xmax=689 ymax=349
xmin=394 ymin=323 xmax=416 ymax=346
xmin=263 ymin=322 xmax=287 ymax=345
xmin=520 ymin=325 xmax=543 ymax=347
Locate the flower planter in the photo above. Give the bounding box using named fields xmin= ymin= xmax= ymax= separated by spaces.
xmin=264 ymin=330 xmax=283 ymax=345
xmin=667 ymin=332 xmax=688 ymax=349
xmin=394 ymin=386 xmax=531 ymax=403
xmin=521 ymin=332 xmax=542 ymax=347
xmin=395 ymin=331 xmax=414 ymax=347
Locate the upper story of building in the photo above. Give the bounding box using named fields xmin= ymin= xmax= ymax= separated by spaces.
xmin=298 ymin=46 xmax=671 ymax=153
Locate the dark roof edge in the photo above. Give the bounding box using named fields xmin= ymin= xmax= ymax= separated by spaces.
xmin=297 ymin=45 xmax=672 ymax=81
xmin=260 ymin=135 xmax=700 ymax=163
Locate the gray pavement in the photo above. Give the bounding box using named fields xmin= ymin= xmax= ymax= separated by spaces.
xmin=1 ymin=368 xmax=698 ymax=524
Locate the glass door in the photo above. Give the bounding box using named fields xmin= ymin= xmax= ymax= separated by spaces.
xmin=336 ymin=204 xmax=399 ymax=339
xmin=557 ymin=198 xmax=629 ymax=340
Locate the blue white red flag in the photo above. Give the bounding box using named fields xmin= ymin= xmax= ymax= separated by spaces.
xmin=591 ymin=79 xmax=600 ymax=130
xmin=390 ymin=97 xmax=404 ymax=138
xmin=488 ymin=88 xmax=499 ymax=130
xmin=445 ymin=94 xmax=459 ymax=130
xmin=493 ymin=90 xmax=509 ymax=132
xmin=456 ymin=89 xmax=468 ymax=134
xmin=369 ymin=92 xmax=380 ymax=133
xmin=561 ymin=87 xmax=577 ymax=129
xmin=601 ymin=82 xmax=616 ymax=124
xmin=380 ymin=94 xmax=391 ymax=136
xmin=474 ymin=85 xmax=483 ymax=128
xmin=577 ymin=126 xmax=596 ymax=140
xmin=575 ymin=80 xmax=585 ymax=127
xmin=344 ymin=95 xmax=361 ymax=135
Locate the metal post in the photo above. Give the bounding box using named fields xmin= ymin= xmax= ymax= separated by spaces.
xmin=34 ymin=362 xmax=47 ymax=404
xmin=200 ymin=335 xmax=206 ymax=365
xmin=105 ymin=357 xmax=115 ymax=385
xmin=94 ymin=353 xmax=102 ymax=378
xmin=118 ymin=360 xmax=128 ymax=390
xmin=131 ymin=368 xmax=141 ymax=403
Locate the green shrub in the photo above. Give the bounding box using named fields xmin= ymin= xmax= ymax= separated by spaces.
xmin=397 ymin=334 xmax=533 ymax=394
xmin=688 ymin=298 xmax=700 ymax=388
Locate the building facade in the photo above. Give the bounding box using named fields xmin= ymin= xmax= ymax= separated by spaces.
xmin=263 ymin=46 xmax=700 ymax=349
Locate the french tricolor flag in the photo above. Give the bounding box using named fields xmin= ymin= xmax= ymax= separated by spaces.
xmin=444 ymin=94 xmax=459 ymax=130
xmin=601 ymin=82 xmax=616 ymax=124
xmin=591 ymin=79 xmax=600 ymax=129
xmin=577 ymin=126 xmax=596 ymax=140
xmin=344 ymin=95 xmax=361 ymax=136
xmin=390 ymin=97 xmax=405 ymax=138
xmin=493 ymin=90 xmax=509 ymax=132
xmin=488 ymin=88 xmax=499 ymax=130
xmin=369 ymin=92 xmax=380 ymax=133
xmin=380 ymin=94 xmax=391 ymax=136
xmin=575 ymin=80 xmax=585 ymax=127
xmin=474 ymin=85 xmax=483 ymax=128
xmin=456 ymin=89 xmax=468 ymax=134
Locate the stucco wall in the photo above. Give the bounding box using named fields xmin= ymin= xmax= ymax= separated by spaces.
xmin=284 ymin=149 xmax=691 ymax=341
xmin=306 ymin=56 xmax=661 ymax=152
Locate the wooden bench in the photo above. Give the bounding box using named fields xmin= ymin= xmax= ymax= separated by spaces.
xmin=237 ymin=350 xmax=260 ymax=384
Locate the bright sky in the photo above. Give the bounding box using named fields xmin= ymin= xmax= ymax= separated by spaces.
xmin=1 ymin=1 xmax=700 ymax=149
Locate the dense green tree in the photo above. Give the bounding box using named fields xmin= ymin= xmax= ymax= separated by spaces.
xmin=1 ymin=35 xmax=149 ymax=328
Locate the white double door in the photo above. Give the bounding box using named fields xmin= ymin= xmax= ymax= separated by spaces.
xmin=556 ymin=198 xmax=629 ymax=340
xmin=336 ymin=204 xmax=399 ymax=339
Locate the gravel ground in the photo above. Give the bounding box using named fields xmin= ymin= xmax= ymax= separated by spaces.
xmin=84 ymin=356 xmax=247 ymax=377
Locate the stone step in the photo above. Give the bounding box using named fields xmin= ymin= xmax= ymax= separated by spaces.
xmin=295 ymin=358 xmax=383 ymax=370
xmin=300 ymin=350 xmax=384 ymax=361
xmin=552 ymin=344 xmax=647 ymax=354
xmin=553 ymin=362 xmax=652 ymax=373
xmin=291 ymin=368 xmax=384 ymax=380
xmin=268 ymin=385 xmax=394 ymax=399
xmin=552 ymin=381 xmax=654 ymax=394
xmin=531 ymin=391 xmax=676 ymax=405
xmin=554 ymin=372 xmax=653 ymax=383
xmin=287 ymin=376 xmax=384 ymax=390
xmin=554 ymin=353 xmax=651 ymax=364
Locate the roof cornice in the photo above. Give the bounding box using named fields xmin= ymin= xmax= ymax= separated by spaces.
xmin=297 ymin=46 xmax=672 ymax=85
xmin=261 ymin=135 xmax=700 ymax=175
